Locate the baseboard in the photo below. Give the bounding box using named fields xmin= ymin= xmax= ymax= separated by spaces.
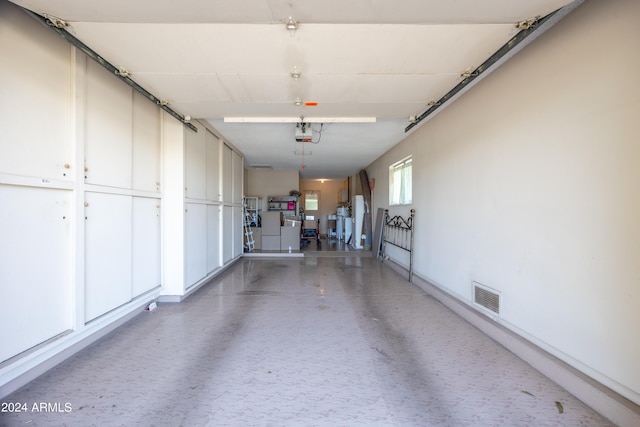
xmin=383 ymin=259 xmax=640 ymax=427
xmin=243 ymin=251 xmax=304 ymax=258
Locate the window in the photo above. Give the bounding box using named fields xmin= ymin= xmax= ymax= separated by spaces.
xmin=305 ymin=192 xmax=319 ymax=211
xmin=389 ymin=156 xmax=412 ymax=205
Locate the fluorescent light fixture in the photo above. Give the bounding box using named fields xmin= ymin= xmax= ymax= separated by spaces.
xmin=224 ymin=117 xmax=376 ymax=123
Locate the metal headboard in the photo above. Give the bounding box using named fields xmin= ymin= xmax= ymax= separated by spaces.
xmin=382 ymin=209 xmax=415 ymax=281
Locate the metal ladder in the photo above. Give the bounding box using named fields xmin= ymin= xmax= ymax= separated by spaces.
xmin=243 ymin=199 xmax=255 ymax=252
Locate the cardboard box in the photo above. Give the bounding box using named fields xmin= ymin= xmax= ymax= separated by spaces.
xmin=303 ymin=220 xmax=316 ymax=229
xmin=284 ymin=219 xmax=301 ymax=227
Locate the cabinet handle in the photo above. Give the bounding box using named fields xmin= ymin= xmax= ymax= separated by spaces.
xmin=84 ymin=202 xmax=89 ymax=207
xmin=64 ymin=164 xmax=70 ymax=169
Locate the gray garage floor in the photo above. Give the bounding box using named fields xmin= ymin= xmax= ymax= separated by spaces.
xmin=2 ymin=256 xmax=613 ymax=426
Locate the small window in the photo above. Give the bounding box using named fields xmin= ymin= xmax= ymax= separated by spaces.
xmin=305 ymin=192 xmax=319 ymax=211
xmin=389 ymin=156 xmax=412 ymax=205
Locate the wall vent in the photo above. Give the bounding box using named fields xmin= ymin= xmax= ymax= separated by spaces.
xmin=473 ymin=282 xmax=501 ymax=316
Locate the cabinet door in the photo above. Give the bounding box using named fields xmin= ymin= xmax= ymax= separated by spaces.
xmin=206 ymin=131 xmax=221 ymax=201
xmin=185 ymin=125 xmax=206 ymax=200
xmin=222 ymin=205 xmax=233 ymax=263
xmin=207 ymin=204 xmax=221 ymax=272
xmin=280 ymin=226 xmax=299 ymax=251
xmin=185 ymin=202 xmax=207 ymax=287
xmin=262 ymin=211 xmax=281 ymax=235
xmin=232 ymin=151 xmax=243 ymax=203
xmin=233 ymin=205 xmax=243 ymax=258
xmin=85 ymin=192 xmax=132 ymax=321
xmin=0 ymin=185 xmax=72 ymax=362
xmin=0 ymin=8 xmax=71 ymax=181
xmin=132 ymin=197 xmax=161 ymax=297
xmin=222 ymin=144 xmax=233 ymax=203
xmin=85 ymin=60 xmax=133 ymax=188
xmin=132 ymin=92 xmax=161 ymax=192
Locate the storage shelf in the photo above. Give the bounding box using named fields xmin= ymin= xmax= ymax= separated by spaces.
xmin=267 ymin=195 xmax=298 ymax=214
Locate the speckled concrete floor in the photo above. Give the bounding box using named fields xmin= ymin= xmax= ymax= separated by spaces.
xmin=2 ymin=257 xmax=613 ymax=426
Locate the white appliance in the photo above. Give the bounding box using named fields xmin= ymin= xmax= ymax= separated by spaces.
xmin=344 ymin=218 xmax=352 ymax=244
xmin=351 ymin=195 xmax=365 ymax=249
xmin=327 ymin=214 xmax=336 ymax=237
xmin=337 ymin=215 xmax=352 ymax=241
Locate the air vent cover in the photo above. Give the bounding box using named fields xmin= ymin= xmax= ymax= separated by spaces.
xmin=473 ymin=282 xmax=500 ymax=315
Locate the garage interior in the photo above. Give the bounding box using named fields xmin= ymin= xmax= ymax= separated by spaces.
xmin=1 ymin=0 xmax=639 ymax=425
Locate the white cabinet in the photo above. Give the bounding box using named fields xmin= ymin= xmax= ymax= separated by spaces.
xmin=207 ymin=204 xmax=221 ymax=272
xmin=132 ymin=92 xmax=161 ymax=192
xmin=233 ymin=150 xmax=243 ymax=203
xmin=0 ymin=185 xmax=72 ymax=362
xmin=132 ymin=197 xmax=161 ymax=297
xmin=262 ymin=211 xmax=281 ymax=235
xmin=206 ymin=131 xmax=221 ymax=201
xmin=84 ymin=63 xmax=163 ymax=318
xmin=281 ymin=226 xmax=299 ymax=251
xmin=222 ymin=144 xmax=233 ymax=203
xmin=223 ymin=205 xmax=233 ymax=263
xmin=85 ymin=189 xmax=157 ymax=312
xmin=185 ymin=202 xmax=208 ymax=287
xmin=262 ymin=211 xmax=281 ymax=250
xmin=220 ymin=142 xmax=242 ymax=261
xmin=177 ymin=123 xmax=243 ymax=290
xmin=85 ymin=60 xmax=133 ymax=189
xmin=0 ymin=14 xmax=71 ymax=181
xmin=185 ymin=127 xmax=206 ymax=200
xmin=0 ymin=5 xmax=171 ymax=390
xmin=84 ymin=192 xmax=132 ymax=322
xmin=234 ymin=206 xmax=243 ymax=258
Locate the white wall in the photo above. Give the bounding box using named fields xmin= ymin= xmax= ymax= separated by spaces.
xmin=0 ymin=1 xmax=243 ymax=397
xmin=367 ymin=0 xmax=640 ymax=406
xmin=300 ymin=179 xmax=348 ymax=234
xmin=246 ymin=169 xmax=300 ymax=199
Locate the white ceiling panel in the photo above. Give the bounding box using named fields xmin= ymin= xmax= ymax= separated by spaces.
xmin=301 ymin=74 xmax=460 ymax=104
xmin=8 ymin=0 xmax=579 ymax=178
xmin=11 ymin=0 xmax=573 ymax=23
xmin=66 ymin=23 xmax=519 ymax=75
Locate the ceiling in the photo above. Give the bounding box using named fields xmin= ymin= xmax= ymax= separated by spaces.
xmin=11 ymin=0 xmax=575 ymax=179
